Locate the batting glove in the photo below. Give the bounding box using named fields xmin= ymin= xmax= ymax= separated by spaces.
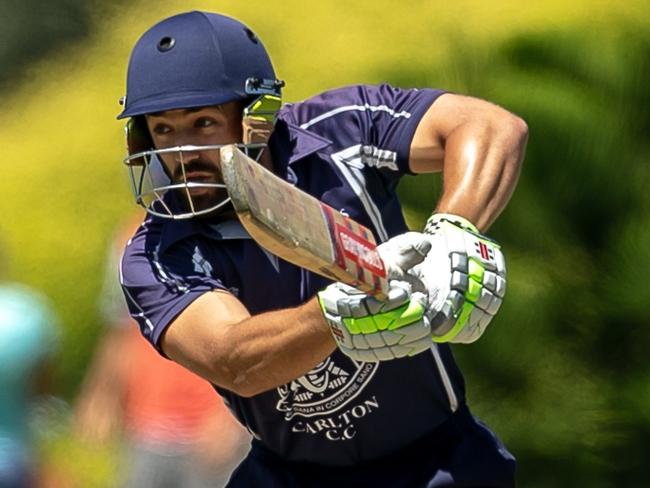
xmin=318 ymin=281 xmax=432 ymax=362
xmin=411 ymin=213 xmax=506 ymax=344
xmin=375 ymin=231 xmax=431 ymax=291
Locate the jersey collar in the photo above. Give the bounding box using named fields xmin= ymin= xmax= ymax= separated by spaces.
xmin=270 ymin=117 xmax=331 ymax=168
xmin=156 ymin=214 xmax=251 ymax=254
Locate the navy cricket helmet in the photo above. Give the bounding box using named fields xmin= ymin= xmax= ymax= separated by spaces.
xmin=118 ymin=10 xmax=282 ymax=118
xmin=118 ymin=11 xmax=284 ymax=219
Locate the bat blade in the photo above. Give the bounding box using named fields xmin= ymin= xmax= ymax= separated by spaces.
xmin=220 ymin=145 xmax=388 ymax=299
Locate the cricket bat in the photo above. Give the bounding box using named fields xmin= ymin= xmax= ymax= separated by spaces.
xmin=220 ymin=145 xmax=388 ymax=299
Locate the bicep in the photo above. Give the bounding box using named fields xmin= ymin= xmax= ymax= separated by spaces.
xmin=160 ymin=289 xmax=250 ymax=387
xmin=409 ymin=93 xmax=522 ymax=174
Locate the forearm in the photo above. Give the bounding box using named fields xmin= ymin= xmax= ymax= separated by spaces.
xmin=221 ymin=297 xmax=335 ymax=396
xmin=163 ymin=293 xmax=335 ymax=398
xmin=436 ymin=115 xmax=528 ymax=231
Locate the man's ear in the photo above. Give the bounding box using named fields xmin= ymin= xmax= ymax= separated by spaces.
xmin=241 ymin=95 xmax=281 ymax=144
xmin=242 ymin=116 xmax=273 ymax=145
xmin=126 ymin=117 xmax=154 ymax=155
xmin=125 ymin=116 xmax=154 ymax=168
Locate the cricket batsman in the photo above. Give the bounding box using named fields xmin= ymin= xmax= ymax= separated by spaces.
xmin=117 ymin=11 xmax=527 ymax=487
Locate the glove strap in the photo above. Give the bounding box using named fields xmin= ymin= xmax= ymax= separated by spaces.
xmin=424 ymin=213 xmax=479 ymax=234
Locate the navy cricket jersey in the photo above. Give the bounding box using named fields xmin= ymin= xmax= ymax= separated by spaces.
xmin=120 ymin=84 xmax=467 ymax=466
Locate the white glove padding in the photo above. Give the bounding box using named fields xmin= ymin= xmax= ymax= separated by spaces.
xmin=375 ymin=232 xmax=431 ymax=291
xmin=318 ymin=281 xmax=432 ymax=362
xmin=411 ymin=214 xmax=506 ymax=344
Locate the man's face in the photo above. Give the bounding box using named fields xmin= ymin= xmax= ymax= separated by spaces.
xmin=144 ymin=101 xmax=243 ymax=213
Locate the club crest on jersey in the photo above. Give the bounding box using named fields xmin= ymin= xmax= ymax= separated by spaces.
xmin=276 ymin=355 xmax=378 ymax=420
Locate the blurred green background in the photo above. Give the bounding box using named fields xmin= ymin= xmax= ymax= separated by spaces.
xmin=1 ymin=0 xmax=649 ymax=486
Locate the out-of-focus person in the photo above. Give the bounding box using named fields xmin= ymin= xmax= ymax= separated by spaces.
xmin=0 ymin=282 xmax=59 ymax=488
xmin=74 ymin=214 xmax=250 ymax=488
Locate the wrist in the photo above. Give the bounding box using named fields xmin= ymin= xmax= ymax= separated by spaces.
xmin=425 ymin=213 xmax=479 ymax=234
xmin=306 ymin=295 xmax=336 ymax=336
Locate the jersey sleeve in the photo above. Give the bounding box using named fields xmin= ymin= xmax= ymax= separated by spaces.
xmin=119 ymin=231 xmax=228 ymax=352
xmin=359 ymin=84 xmax=444 ymax=174
xmin=288 ymin=84 xmax=445 ymax=175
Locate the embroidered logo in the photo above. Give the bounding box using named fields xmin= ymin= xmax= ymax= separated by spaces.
xmin=276 ymin=354 xmax=379 ymax=441
xmin=475 ymin=241 xmax=495 ymax=262
xmin=360 ymin=145 xmax=398 ymax=170
xmin=274 ymin=355 xmax=381 ymax=441
xmin=332 ymin=145 xmax=398 ymax=171
xmin=276 ymin=356 xmax=378 ymax=420
xmin=192 ymin=246 xmax=213 ymax=276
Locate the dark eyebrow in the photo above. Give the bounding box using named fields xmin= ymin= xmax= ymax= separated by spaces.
xmin=147 ymin=106 xmax=219 ymax=118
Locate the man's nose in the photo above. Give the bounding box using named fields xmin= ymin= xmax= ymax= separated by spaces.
xmin=174 ymin=147 xmax=201 ymax=165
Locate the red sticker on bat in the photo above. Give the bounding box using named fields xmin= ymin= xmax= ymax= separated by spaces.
xmin=334 ymin=224 xmax=386 ymax=278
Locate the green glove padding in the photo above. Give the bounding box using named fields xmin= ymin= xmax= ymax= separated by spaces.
xmin=412 ymin=213 xmax=507 ymax=343
xmin=318 ymin=281 xmax=431 ymax=362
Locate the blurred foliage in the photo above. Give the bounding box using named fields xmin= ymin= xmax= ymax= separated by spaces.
xmin=0 ymin=0 xmax=85 ymax=86
xmin=399 ymin=23 xmax=650 ymax=487
xmin=0 ymin=0 xmax=123 ymax=91
xmin=1 ymin=0 xmax=649 ymax=486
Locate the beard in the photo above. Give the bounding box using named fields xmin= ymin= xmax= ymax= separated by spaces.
xmin=177 ymin=185 xmax=223 ymax=208
xmin=162 ymin=155 xmax=237 ymax=220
